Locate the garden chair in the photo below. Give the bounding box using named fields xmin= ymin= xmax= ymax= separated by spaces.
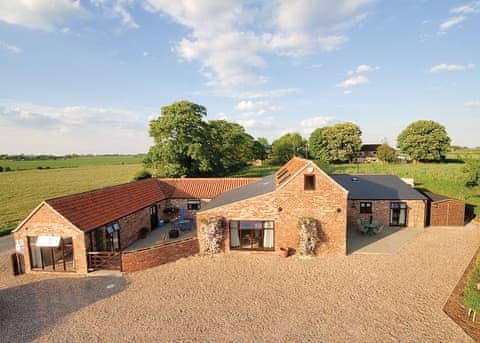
xmin=373 ymin=225 xmax=385 ymax=235
xmin=356 ymin=219 xmax=368 ymax=235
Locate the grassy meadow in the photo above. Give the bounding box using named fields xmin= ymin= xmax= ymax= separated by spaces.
xmin=0 ymin=164 xmax=142 ymax=234
xmin=0 ymin=155 xmax=144 ymax=171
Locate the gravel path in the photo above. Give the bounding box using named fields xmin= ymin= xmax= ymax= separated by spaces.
xmin=1 ymin=225 xmax=479 ymax=342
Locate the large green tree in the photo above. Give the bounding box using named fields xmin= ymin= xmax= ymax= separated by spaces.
xmin=397 ymin=120 xmax=451 ymax=162
xmin=376 ymin=142 xmax=397 ymax=163
xmin=144 ymin=101 xmax=211 ymax=177
xmin=253 ymin=137 xmax=270 ymax=160
xmin=207 ymin=120 xmax=255 ymax=175
xmin=309 ymin=122 xmax=362 ymax=162
xmin=270 ymin=133 xmax=306 ymax=165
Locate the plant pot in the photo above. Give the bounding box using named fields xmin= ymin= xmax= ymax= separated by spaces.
xmin=280 ymin=247 xmax=289 ymax=258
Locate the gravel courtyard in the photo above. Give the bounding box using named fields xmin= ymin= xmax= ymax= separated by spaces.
xmin=1 ymin=224 xmax=480 ymax=342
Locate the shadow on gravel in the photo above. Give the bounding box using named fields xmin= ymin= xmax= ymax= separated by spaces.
xmin=0 ymin=275 xmax=128 ymax=342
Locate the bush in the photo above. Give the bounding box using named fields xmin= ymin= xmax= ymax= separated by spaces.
xmin=297 ymin=217 xmax=320 ymax=255
xmin=465 ymin=272 xmax=480 ymax=313
xmin=0 ymin=166 xmax=3 ymax=172
xmin=200 ymin=216 xmax=224 ymax=254
xmin=133 ymin=169 xmax=152 ymax=181
xmin=5 ymin=166 xmax=12 ymax=172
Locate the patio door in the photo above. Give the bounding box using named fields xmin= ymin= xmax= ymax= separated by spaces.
xmin=150 ymin=205 xmax=159 ymax=229
xmin=390 ymin=202 xmax=407 ymax=226
xmin=229 ymin=220 xmax=274 ymax=251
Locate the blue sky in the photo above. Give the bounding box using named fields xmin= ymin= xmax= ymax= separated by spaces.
xmin=0 ymin=0 xmax=479 ymax=154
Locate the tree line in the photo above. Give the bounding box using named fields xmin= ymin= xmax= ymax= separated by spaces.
xmin=145 ymin=100 xmax=452 ymax=177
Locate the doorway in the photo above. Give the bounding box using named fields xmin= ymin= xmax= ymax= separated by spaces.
xmin=390 ymin=202 xmax=407 ymax=226
xmin=150 ymin=205 xmax=159 ymax=229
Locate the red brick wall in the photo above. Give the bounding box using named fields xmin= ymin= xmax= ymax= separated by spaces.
xmin=275 ymin=166 xmax=348 ymax=254
xmin=197 ymin=163 xmax=349 ymax=255
xmin=159 ymin=198 xmax=210 ymax=220
xmin=117 ymin=207 xmax=152 ymax=249
xmin=430 ymin=199 xmax=465 ymax=226
xmin=121 ymin=237 xmax=199 ymax=273
xmin=196 ymin=192 xmax=277 ymax=253
xmin=347 ymin=200 xmax=426 ymax=229
xmin=13 ymin=203 xmax=87 ymax=274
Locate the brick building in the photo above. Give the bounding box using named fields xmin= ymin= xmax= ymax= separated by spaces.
xmin=13 ymin=157 xmax=436 ymax=275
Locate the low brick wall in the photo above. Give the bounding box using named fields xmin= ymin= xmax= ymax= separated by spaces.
xmin=121 ymin=237 xmax=199 ymax=273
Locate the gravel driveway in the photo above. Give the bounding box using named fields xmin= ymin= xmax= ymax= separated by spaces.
xmin=1 ymin=224 xmax=479 ymax=342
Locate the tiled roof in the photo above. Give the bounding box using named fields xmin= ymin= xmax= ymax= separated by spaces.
xmin=421 ymin=191 xmax=462 ymax=203
xmin=45 ymin=177 xmax=259 ymax=232
xmin=330 ymin=174 xmax=428 ymax=200
xmin=157 ymin=178 xmax=258 ymax=199
xmin=46 ymin=178 xmax=166 ymax=232
xmin=275 ymin=157 xmax=309 ymax=186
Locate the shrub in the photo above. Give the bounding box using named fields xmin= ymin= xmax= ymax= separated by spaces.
xmin=4 ymin=166 xmax=12 ymax=172
xmin=200 ymin=216 xmax=224 ymax=254
xmin=133 ymin=168 xmax=152 ymax=181
xmin=0 ymin=166 xmax=3 ymax=172
xmin=297 ymin=217 xmax=320 ymax=255
xmin=465 ymin=272 xmax=480 ymax=313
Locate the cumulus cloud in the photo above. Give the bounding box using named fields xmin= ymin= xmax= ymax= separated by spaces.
xmin=0 ymin=0 xmax=87 ymax=31
xmin=464 ymin=100 xmax=480 ymax=110
xmin=439 ymin=1 xmax=480 ymax=32
xmin=235 ymin=100 xmax=279 ymax=112
xmin=356 ymin=64 xmax=380 ymax=73
xmin=298 ymin=116 xmax=338 ymax=134
xmin=429 ymin=63 xmax=475 ymax=73
xmin=0 ymin=41 xmax=23 ymax=54
xmin=144 ymin=0 xmax=375 ymax=89
xmin=336 ymin=75 xmax=369 ymax=88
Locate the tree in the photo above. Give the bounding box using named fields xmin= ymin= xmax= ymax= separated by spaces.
xmin=397 ymin=120 xmax=451 ymax=162
xmin=207 ymin=120 xmax=255 ymax=175
xmin=253 ymin=137 xmax=269 ymax=160
xmin=270 ymin=133 xmax=306 ymax=165
xmin=133 ymin=169 xmax=152 ymax=181
xmin=376 ymin=143 xmax=397 ymax=163
xmin=463 ymin=157 xmax=480 ymax=187
xmin=144 ymin=100 xmax=211 ymax=177
xmin=309 ymin=122 xmax=362 ymax=162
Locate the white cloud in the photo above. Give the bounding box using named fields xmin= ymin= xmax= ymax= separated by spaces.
xmin=235 ymin=119 xmax=256 ymax=128
xmin=439 ymin=2 xmax=480 ymax=32
xmin=0 ymin=41 xmax=23 ymax=54
xmin=336 ymin=75 xmax=369 ymax=88
xmin=0 ymin=0 xmax=86 ymax=31
xmin=235 ymin=100 xmax=279 ymax=112
xmin=439 ymin=16 xmax=466 ymax=31
xmin=429 ymin=63 xmax=475 ymax=73
xmin=344 ymin=90 xmax=352 ymax=95
xmin=216 ymin=88 xmax=301 ymax=100
xmin=464 ymin=100 xmax=480 ymax=110
xmin=112 ymin=2 xmax=139 ymax=29
xmin=144 ymin=0 xmax=375 ymax=89
xmin=356 ymin=64 xmax=380 ymax=73
xmin=298 ymin=116 xmax=338 ymax=134
xmin=0 ymin=102 xmax=151 ymax=154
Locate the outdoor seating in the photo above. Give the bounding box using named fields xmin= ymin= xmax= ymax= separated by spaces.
xmin=373 ymin=225 xmax=385 ymax=235
xmin=356 ymin=219 xmax=368 ymax=235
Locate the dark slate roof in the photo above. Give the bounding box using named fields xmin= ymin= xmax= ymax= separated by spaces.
xmin=421 ymin=191 xmax=462 ymax=203
xmin=200 ymin=174 xmax=276 ymax=211
xmin=361 ymin=144 xmax=381 ymax=152
xmin=330 ymin=174 xmax=428 ymax=200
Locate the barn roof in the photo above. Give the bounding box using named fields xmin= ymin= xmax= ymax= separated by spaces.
xmin=421 ymin=191 xmax=463 ymax=203
xmin=330 ymin=174 xmax=427 ymax=200
xmin=45 ymin=177 xmax=258 ymax=232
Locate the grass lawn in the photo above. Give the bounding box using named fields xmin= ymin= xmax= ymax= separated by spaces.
xmin=0 ymin=164 xmax=142 ymax=234
xmin=0 ymin=155 xmax=144 ymax=171
xmin=233 ymin=161 xmax=480 ymax=214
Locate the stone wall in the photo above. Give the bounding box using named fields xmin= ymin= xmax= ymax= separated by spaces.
xmin=430 ymin=199 xmax=465 ymax=226
xmin=121 ymin=237 xmax=199 ymax=273
xmin=12 ymin=203 xmax=87 ymax=274
xmin=347 ymin=199 xmax=426 ymax=228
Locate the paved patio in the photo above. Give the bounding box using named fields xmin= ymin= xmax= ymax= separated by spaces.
xmin=348 ymin=226 xmax=424 ymax=254
xmin=124 ymin=222 xmax=197 ymax=252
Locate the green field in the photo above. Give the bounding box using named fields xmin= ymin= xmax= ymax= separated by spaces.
xmin=0 ymin=164 xmax=142 ymax=234
xmin=0 ymin=155 xmax=144 ymax=171
xmin=234 ymin=161 xmax=480 ymax=215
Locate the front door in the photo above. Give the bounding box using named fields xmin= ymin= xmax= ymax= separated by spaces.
xmin=390 ymin=202 xmax=407 ymax=226
xmin=150 ymin=205 xmax=159 ymax=229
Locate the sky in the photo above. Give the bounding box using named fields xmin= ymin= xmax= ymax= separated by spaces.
xmin=0 ymin=0 xmax=479 ymax=154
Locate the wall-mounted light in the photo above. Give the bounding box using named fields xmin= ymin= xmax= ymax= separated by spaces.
xmin=278 ymin=207 xmax=283 ymax=212
xmin=306 ymin=167 xmax=314 ymax=173
xmin=336 ymin=208 xmax=342 ymax=213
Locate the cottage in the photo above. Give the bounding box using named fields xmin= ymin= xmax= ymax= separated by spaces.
xmin=12 ymin=177 xmax=255 ymax=274
xmin=13 ymin=157 xmax=432 ymax=275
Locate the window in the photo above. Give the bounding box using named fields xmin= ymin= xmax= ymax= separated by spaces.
xmin=28 ymin=236 xmax=75 ymax=272
xmin=187 ymin=199 xmax=201 ymax=210
xmin=360 ymin=202 xmax=372 ymax=214
xmin=390 ymin=202 xmax=407 ymax=226
xmin=230 ymin=220 xmax=274 ymax=250
xmin=304 ymin=175 xmax=315 ymax=190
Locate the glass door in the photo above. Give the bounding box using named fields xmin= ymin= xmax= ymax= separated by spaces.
xmin=390 ymin=202 xmax=407 ymax=226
